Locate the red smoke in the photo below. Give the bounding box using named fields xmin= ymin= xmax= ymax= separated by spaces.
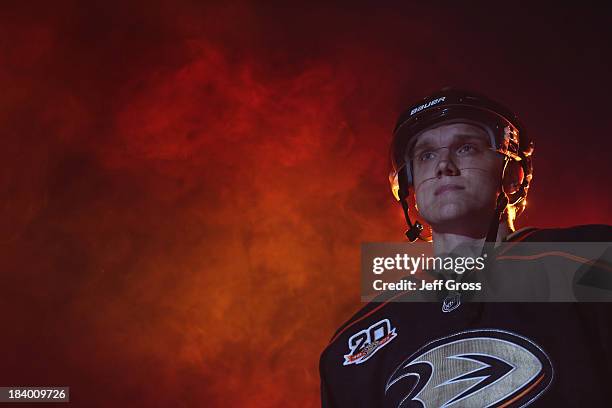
xmin=1 ymin=2 xmax=610 ymax=407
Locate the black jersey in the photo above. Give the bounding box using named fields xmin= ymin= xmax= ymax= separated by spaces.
xmin=320 ymin=225 xmax=612 ymax=407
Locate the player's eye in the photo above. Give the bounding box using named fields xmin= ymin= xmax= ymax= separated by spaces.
xmin=417 ymin=151 xmax=437 ymax=161
xmin=456 ymin=143 xmax=478 ymax=155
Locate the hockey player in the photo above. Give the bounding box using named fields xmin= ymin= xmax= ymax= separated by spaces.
xmin=319 ymin=88 xmax=612 ymax=407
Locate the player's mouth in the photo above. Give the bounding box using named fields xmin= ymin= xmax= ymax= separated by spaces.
xmin=435 ymin=184 xmax=465 ymax=196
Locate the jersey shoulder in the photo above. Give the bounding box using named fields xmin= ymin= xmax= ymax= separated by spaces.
xmin=513 ymin=224 xmax=612 ymax=242
xmin=325 ymin=299 xmax=388 ymax=347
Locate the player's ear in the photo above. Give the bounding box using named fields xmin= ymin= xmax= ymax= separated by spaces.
xmin=502 ymin=160 xmax=524 ymax=196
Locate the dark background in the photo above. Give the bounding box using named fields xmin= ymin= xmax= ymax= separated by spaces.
xmin=1 ymin=2 xmax=611 ymax=406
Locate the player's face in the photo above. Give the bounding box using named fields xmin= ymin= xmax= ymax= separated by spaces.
xmin=410 ymin=122 xmax=504 ymax=235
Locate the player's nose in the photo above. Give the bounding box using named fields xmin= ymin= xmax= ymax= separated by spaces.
xmin=435 ymin=150 xmax=459 ymax=178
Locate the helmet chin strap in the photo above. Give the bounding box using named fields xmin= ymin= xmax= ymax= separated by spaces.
xmin=482 ymin=157 xmax=511 ymax=257
xmin=400 ymin=196 xmax=424 ymax=242
xmin=485 ymin=191 xmax=509 ymax=243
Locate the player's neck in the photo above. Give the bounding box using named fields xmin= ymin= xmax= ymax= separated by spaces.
xmin=432 ymin=222 xmax=513 ymax=257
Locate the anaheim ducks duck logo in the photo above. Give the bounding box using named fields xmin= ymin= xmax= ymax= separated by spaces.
xmin=385 ymin=329 xmax=553 ymax=407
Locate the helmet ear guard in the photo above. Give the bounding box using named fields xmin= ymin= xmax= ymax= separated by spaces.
xmin=389 ymin=164 xmax=427 ymax=242
xmin=389 ymin=164 xmax=412 ymax=202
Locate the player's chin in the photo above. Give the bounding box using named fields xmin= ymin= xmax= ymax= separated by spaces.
xmin=425 ymin=203 xmax=470 ymax=225
xmin=437 ymin=199 xmax=495 ymax=222
xmin=437 ymin=201 xmax=469 ymax=217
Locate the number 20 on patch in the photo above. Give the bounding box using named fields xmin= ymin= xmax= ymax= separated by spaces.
xmin=343 ymin=318 xmax=397 ymax=366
